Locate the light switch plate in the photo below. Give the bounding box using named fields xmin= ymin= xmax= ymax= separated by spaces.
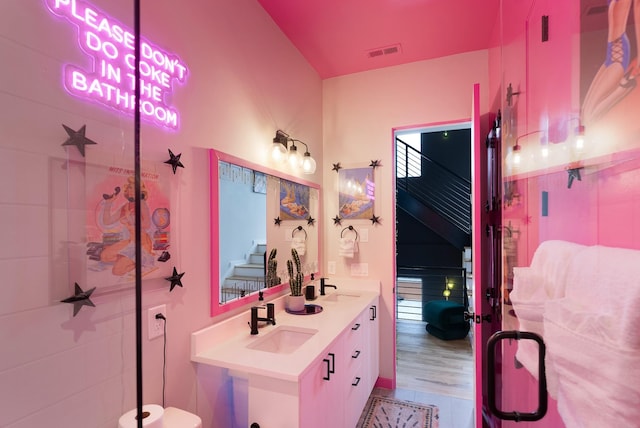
xmin=360 ymin=228 xmax=369 ymax=242
xmin=328 ymin=261 xmax=336 ymax=275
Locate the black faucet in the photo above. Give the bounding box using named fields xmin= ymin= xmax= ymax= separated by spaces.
xmin=320 ymin=277 xmax=337 ymax=296
xmin=249 ymin=303 xmax=276 ymax=335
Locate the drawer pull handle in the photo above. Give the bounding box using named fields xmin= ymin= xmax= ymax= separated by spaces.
xmin=352 ymin=323 xmax=361 ymax=331
xmin=323 ymin=358 xmax=331 ymax=380
xmin=352 ymin=350 xmax=361 ymax=359
xmin=352 ymin=377 xmax=361 ymax=386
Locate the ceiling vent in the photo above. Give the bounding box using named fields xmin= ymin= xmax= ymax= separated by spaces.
xmin=367 ymin=43 xmax=402 ymax=59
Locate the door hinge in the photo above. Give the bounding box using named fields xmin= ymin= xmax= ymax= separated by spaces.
xmin=465 ymin=311 xmax=492 ymax=324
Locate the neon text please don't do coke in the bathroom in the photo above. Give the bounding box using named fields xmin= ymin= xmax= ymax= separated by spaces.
xmin=45 ymin=0 xmax=188 ymax=130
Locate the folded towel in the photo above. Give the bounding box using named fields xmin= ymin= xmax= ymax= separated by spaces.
xmin=509 ymin=240 xmax=587 ymax=398
xmin=529 ymin=240 xmax=587 ymax=299
xmin=339 ymin=237 xmax=357 ymax=258
xmin=510 ymin=267 xmax=556 ymax=395
xmin=291 ymin=235 xmax=306 ymax=256
xmin=543 ymin=244 xmax=640 ymax=426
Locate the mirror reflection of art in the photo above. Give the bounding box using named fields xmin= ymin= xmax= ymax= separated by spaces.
xmin=338 ymin=167 xmax=375 ymax=219
xmin=85 ymin=164 xmax=172 ymax=286
xmin=253 ymin=171 xmax=267 ymax=194
xmin=279 ymin=179 xmax=310 ymax=220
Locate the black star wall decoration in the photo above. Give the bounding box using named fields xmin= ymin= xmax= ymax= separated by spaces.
xmin=164 ymin=149 xmax=184 ymax=174
xmin=61 ymin=124 xmax=97 ymax=157
xmin=274 ymin=216 xmax=282 ymax=225
xmin=306 ymin=216 xmax=316 ymax=226
xmin=165 ymin=267 xmax=185 ymax=291
xmin=332 ymin=163 xmax=342 ymax=172
xmin=370 ymin=214 xmax=381 ymax=225
xmin=60 ymin=283 xmax=96 ymax=317
xmin=333 ymin=215 xmax=342 ymax=225
xmin=369 ymin=160 xmax=381 ymax=168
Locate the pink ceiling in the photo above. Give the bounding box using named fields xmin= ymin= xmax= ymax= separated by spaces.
xmin=257 ymin=0 xmax=501 ymax=79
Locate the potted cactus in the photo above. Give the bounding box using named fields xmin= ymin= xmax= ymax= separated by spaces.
xmin=265 ymin=248 xmax=281 ymax=288
xmin=286 ymin=248 xmax=306 ymax=311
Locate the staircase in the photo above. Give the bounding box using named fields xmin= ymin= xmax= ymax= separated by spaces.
xmin=221 ymin=243 xmax=266 ymax=304
xmin=396 ymin=137 xmax=471 ymax=249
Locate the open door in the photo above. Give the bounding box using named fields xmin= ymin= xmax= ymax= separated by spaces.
xmin=472 ymin=85 xmax=549 ymax=427
xmin=471 ymin=84 xmax=504 ymax=428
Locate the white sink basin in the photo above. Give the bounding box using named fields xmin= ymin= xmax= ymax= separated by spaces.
xmin=247 ymin=326 xmax=318 ymax=354
xmin=323 ymin=292 xmax=361 ymax=302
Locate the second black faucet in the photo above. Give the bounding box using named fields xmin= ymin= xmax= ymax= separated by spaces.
xmin=250 ymin=303 xmax=276 ymax=335
xmin=320 ymin=277 xmax=337 ymax=296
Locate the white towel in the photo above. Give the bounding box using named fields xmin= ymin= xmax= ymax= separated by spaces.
xmin=509 ymin=240 xmax=587 ymax=398
xmin=339 ymin=237 xmax=357 ymax=258
xmin=509 ymin=267 xmax=548 ymax=391
xmin=291 ymin=235 xmax=306 ymax=256
xmin=543 ymin=245 xmax=640 ymax=427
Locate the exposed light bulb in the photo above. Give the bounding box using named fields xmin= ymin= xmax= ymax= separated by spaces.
xmin=288 ymin=145 xmax=302 ymax=169
xmin=513 ymin=150 xmax=521 ymax=165
xmin=272 ymin=142 xmax=287 ymax=162
xmin=541 ymin=145 xmax=549 ymax=158
xmin=302 ymin=153 xmax=316 ymax=174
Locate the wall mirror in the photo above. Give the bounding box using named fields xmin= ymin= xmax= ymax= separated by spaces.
xmin=210 ymin=149 xmax=320 ymax=316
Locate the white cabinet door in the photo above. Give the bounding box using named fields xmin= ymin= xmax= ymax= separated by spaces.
xmin=343 ymin=310 xmax=368 ymax=427
xmin=299 ymin=338 xmax=344 ymax=428
xmin=367 ymin=297 xmax=380 ymax=392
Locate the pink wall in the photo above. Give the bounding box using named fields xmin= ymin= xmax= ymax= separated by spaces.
xmin=0 ymin=1 xmax=321 ymax=427
xmin=322 ymin=51 xmax=490 ymax=386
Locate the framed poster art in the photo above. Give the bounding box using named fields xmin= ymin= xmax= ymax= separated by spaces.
xmin=84 ymin=163 xmax=172 ymax=287
xmin=279 ymin=179 xmax=310 ymax=220
xmin=338 ymin=167 xmax=375 ymax=219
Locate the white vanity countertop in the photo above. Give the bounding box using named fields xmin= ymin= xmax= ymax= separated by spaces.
xmin=191 ymin=279 xmax=380 ymax=382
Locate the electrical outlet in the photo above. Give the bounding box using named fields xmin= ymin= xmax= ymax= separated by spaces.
xmin=148 ymin=304 xmax=166 ymax=340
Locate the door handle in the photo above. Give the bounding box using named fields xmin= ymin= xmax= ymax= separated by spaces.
xmin=487 ymin=330 xmax=548 ymax=422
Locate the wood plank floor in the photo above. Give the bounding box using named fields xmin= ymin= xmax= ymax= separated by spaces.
xmin=396 ymin=319 xmax=474 ymax=400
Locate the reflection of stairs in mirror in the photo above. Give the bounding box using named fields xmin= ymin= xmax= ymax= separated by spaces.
xmin=221 ymin=243 xmax=266 ymax=304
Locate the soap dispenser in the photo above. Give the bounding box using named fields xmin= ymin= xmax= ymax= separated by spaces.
xmin=305 ymin=273 xmax=317 ymax=300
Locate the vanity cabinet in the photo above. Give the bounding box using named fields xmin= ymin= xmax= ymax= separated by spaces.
xmin=299 ymin=297 xmax=379 ymax=428
xmin=192 ymin=281 xmax=381 ymax=428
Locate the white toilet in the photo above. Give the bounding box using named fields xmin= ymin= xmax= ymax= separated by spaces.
xmin=164 ymin=407 xmax=202 ymax=428
xmin=118 ymin=405 xmax=202 ymax=428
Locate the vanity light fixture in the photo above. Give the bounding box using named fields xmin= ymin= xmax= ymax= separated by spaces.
xmin=540 ymin=135 xmax=549 ymax=158
xmin=271 ymin=130 xmax=317 ymax=174
xmin=512 ymin=130 xmax=545 ymax=166
xmin=271 ymin=130 xmax=289 ymax=163
xmin=511 ymin=142 xmax=522 ymax=165
xmin=574 ymin=123 xmax=585 ymax=151
xmin=287 ymin=141 xmax=302 ymax=169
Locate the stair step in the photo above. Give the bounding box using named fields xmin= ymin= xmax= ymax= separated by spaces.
xmin=249 ymin=252 xmax=265 ymax=264
xmin=232 ymin=263 xmax=264 ymax=277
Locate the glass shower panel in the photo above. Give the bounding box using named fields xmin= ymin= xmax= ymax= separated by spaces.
xmin=499 ymin=0 xmax=640 ymax=426
xmin=0 ymin=1 xmax=143 ymax=426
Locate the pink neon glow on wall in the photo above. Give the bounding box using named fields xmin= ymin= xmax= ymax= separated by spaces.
xmin=45 ymin=0 xmax=188 ymax=130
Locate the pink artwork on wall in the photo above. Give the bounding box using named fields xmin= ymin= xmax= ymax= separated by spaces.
xmin=45 ymin=0 xmax=188 ymax=130
xmin=85 ymin=164 xmax=172 ymax=288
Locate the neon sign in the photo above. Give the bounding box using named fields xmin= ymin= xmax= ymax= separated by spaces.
xmin=45 ymin=0 xmax=188 ymax=130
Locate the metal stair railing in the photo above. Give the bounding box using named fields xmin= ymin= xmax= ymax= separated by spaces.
xmin=396 ymin=137 xmax=471 ymax=234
